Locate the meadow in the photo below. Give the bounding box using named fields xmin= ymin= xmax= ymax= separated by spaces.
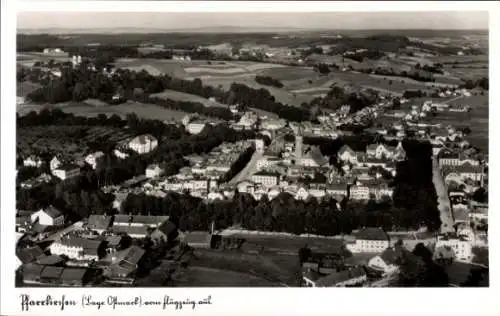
xmin=150 ymin=89 xmax=227 ymax=108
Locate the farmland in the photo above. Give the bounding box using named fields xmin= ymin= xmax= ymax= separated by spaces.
xmin=150 ymin=89 xmax=227 ymax=108
xmin=426 ymin=93 xmax=489 ymax=153
xmin=61 ymin=100 xmax=189 ymax=122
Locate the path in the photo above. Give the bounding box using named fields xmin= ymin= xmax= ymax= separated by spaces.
xmin=431 ymin=157 xmax=455 ymax=234
xmin=228 ymin=150 xmax=263 ymax=185
xmin=442 ymin=95 xmax=464 ymax=104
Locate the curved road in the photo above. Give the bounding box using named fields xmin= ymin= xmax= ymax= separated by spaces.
xmin=432 ymin=158 xmax=455 ymax=234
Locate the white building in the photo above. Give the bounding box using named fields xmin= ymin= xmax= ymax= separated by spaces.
xmin=49 ymin=236 xmax=103 ymax=261
xmin=52 ymin=164 xmax=80 ymax=180
xmin=367 ymin=247 xmax=403 ymax=275
xmin=23 ymin=156 xmax=43 ymax=168
xmin=30 ymin=205 xmax=64 ymax=226
xmin=251 ymin=171 xmax=280 ymax=188
xmin=50 ymin=156 xmax=62 ymax=171
xmin=128 ymin=134 xmax=158 ymax=154
xmin=347 ymin=228 xmax=390 ymax=253
xmin=435 ymin=235 xmax=473 ymax=262
xmin=114 ymin=149 xmax=129 ymax=160
xmin=186 ymin=122 xmax=207 ymax=135
xmin=85 ymin=151 xmax=105 ymax=170
xmin=145 ymin=164 xmax=164 ymax=178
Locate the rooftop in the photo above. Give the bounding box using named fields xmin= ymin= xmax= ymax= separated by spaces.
xmin=353 ymin=228 xmax=389 ymax=241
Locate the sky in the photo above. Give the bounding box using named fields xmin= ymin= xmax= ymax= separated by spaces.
xmin=17 ymin=11 xmax=489 ymax=31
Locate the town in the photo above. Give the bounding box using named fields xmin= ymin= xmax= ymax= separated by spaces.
xmin=15 ymin=24 xmax=489 ymax=287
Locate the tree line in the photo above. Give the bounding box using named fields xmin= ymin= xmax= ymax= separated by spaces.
xmin=254 ymin=75 xmax=284 ymax=88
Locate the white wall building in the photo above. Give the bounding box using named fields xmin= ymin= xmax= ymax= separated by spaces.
xmin=128 ymin=134 xmax=158 ymax=154
xmin=30 ymin=205 xmax=64 ymax=226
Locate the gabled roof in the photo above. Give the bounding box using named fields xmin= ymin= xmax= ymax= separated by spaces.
xmin=113 ymin=215 xmax=169 ymax=226
xmin=130 ymin=134 xmax=157 ymax=145
xmin=111 ymin=225 xmax=150 ymax=236
xmin=183 ymin=231 xmax=212 ymax=245
xmin=17 ymin=246 xmax=45 ymax=264
xmin=303 ymin=146 xmax=329 ymax=166
xmin=338 ymin=145 xmax=355 ymax=156
xmin=380 ymin=247 xmax=404 ymax=265
xmin=40 ymin=266 xmax=64 ymax=279
xmin=56 ymin=163 xmax=80 ymax=171
xmin=87 ymin=215 xmax=113 ymax=230
xmin=155 ymin=221 xmax=177 ymax=236
xmin=315 ymin=266 xmax=366 ymax=287
xmin=353 ymin=228 xmax=388 ymax=241
xmin=57 ymin=236 xmax=103 ymax=254
xmin=60 ymin=267 xmax=89 ymax=282
xmin=120 ymin=245 xmax=145 ymax=266
xmin=36 ymin=254 xmax=64 ymax=266
xmin=41 ymin=205 xmax=63 ymax=219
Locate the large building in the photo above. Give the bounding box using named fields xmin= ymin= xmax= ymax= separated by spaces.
xmin=49 ymin=236 xmax=105 ymax=261
xmin=347 ymin=228 xmax=390 ymax=253
xmin=251 ymin=171 xmax=280 ymax=188
xmin=128 ymin=134 xmax=158 ymax=154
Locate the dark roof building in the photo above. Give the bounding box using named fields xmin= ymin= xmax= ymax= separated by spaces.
xmin=150 ymin=221 xmax=178 ymax=244
xmin=353 ymin=228 xmax=389 ymax=241
xmin=17 ymin=246 xmax=46 ymax=264
xmin=87 ymin=215 xmax=113 ymax=231
xmin=315 ymin=266 xmax=367 ymax=287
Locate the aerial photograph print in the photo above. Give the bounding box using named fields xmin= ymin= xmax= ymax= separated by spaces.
xmin=14 ymin=9 xmax=489 ymax=288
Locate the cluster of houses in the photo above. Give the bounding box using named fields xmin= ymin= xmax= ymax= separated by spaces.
xmin=99 ymin=140 xmax=254 ymax=203
xmin=16 ymin=206 xmax=180 ymax=286
xmin=20 ymin=133 xmax=159 ymax=182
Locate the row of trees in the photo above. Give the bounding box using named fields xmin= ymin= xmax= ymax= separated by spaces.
xmin=16 ymin=110 xmax=264 ymax=220
xmin=111 ymin=138 xmax=440 ymax=233
xmin=254 ymin=75 xmax=284 ymax=88
xmin=343 ymin=50 xmax=385 ymax=62
xmin=222 ymin=83 xmax=312 ymax=122
xmin=307 ymin=85 xmax=381 ymax=113
xmin=460 ymin=77 xmax=489 ymax=90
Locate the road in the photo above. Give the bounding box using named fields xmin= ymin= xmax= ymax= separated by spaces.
xmin=442 ymin=95 xmax=464 ymax=104
xmin=228 ymin=150 xmax=263 ymax=185
xmin=431 ymin=157 xmax=455 ymax=234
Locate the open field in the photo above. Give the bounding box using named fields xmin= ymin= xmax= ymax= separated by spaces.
xmin=17 ymin=52 xmax=71 ymax=63
xmin=192 ymin=249 xmax=300 ymax=286
xmin=59 ymin=101 xmax=189 ymax=121
xmin=17 ymin=100 xmax=190 ymax=122
xmin=114 ymin=59 xmax=317 ymax=106
xmin=174 ymin=266 xmax=277 ymax=287
xmin=420 ymin=93 xmax=488 ymax=152
xmin=226 ymin=232 xmax=344 ymax=254
xmin=150 ymin=89 xmax=227 ymax=108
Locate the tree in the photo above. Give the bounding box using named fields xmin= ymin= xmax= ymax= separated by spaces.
xmin=472 ymin=188 xmax=488 ymax=203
